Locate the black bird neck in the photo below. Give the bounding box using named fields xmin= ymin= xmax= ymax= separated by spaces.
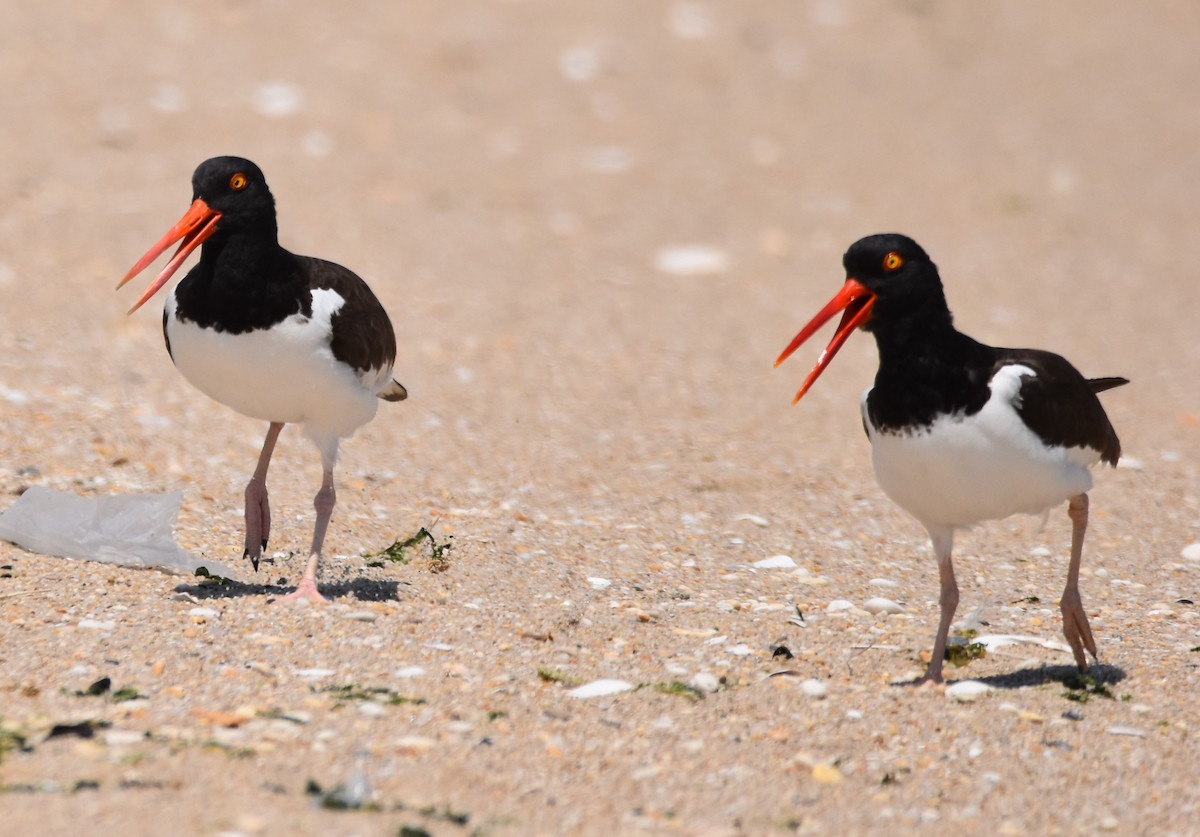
xmin=873 ymin=285 xmax=955 ymax=347
xmin=865 ymin=293 xmax=995 ymax=432
xmin=198 ymin=225 xmax=285 ymax=280
xmin=174 ymin=228 xmax=309 ymax=334
xmin=868 ymin=286 xmax=961 ymax=369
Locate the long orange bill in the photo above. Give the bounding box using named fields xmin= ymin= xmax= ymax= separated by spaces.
xmin=775 ymin=278 xmax=876 ymax=404
xmin=116 ymin=198 xmax=222 ymax=314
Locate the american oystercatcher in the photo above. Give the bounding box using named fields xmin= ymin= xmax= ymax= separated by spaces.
xmin=776 ymin=233 xmax=1126 ymax=684
xmin=117 ymin=156 xmax=406 ymax=602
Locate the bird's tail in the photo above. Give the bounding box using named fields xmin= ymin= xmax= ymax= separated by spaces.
xmin=1087 ymin=376 xmax=1129 ymax=394
xmin=378 ymin=379 xmax=408 ymax=402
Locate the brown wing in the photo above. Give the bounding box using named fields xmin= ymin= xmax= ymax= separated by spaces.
xmin=299 ymin=256 xmax=406 ymax=400
xmin=995 ymin=349 xmax=1124 ymax=466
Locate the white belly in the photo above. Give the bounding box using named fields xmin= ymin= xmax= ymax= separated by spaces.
xmin=164 ymin=287 xmax=382 ymax=442
xmin=864 ymin=366 xmax=1099 ymax=530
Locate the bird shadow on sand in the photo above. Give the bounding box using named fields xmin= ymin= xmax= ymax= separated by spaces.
xmin=172 ymin=577 xmax=406 ymax=602
xmin=891 ymin=663 xmax=1126 ymax=690
xmin=968 ymin=663 xmax=1127 ymax=690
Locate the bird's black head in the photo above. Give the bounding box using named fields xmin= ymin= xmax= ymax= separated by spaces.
xmin=775 ymin=233 xmax=951 ymax=403
xmin=190 ymin=156 xmax=277 ymax=236
xmin=842 ymin=233 xmax=930 ymax=279
xmin=117 ymin=156 xmax=280 ymax=314
xmin=841 ymin=233 xmax=944 ymax=332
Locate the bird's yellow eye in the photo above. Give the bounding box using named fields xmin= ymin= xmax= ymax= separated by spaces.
xmin=882 ymin=251 xmax=903 ymax=271
xmin=229 ymin=173 xmax=248 ymax=191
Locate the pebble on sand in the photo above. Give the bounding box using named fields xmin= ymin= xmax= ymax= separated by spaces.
xmin=252 ymin=81 xmax=303 ymax=117
xmin=78 ymin=619 xmax=116 ymax=630
xmin=752 ymin=555 xmax=796 ymax=569
xmin=666 ymin=2 xmax=715 ymax=39
xmin=734 ymin=514 xmax=770 ymax=527
xmin=1105 ymin=725 xmax=1148 ymax=738
xmin=810 ymin=763 xmax=843 ymax=784
xmin=862 ymin=597 xmax=904 ymax=615
xmin=559 ymin=46 xmax=601 ymax=82
xmin=654 ymin=245 xmax=730 ymax=276
xmin=946 ymin=681 xmax=992 ymax=702
xmin=568 ymin=679 xmax=634 ymax=699
xmin=797 ymin=679 xmax=828 ymax=699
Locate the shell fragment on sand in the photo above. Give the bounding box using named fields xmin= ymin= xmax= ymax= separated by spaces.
xmin=946 ymin=681 xmax=993 ymax=702
xmin=974 ymin=634 xmax=1073 ymax=653
xmin=568 ymin=679 xmax=634 ymax=699
xmin=752 ymin=555 xmax=796 ymax=569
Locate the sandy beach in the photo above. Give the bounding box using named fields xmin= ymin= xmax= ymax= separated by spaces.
xmin=2 ymin=2 xmax=1199 ymax=834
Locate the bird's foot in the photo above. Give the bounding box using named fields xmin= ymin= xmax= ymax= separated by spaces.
xmin=908 ymin=647 xmax=947 ymax=687
xmin=243 ymin=477 xmax=272 ymax=571
xmin=280 ymin=577 xmax=328 ymax=604
xmin=242 ymin=545 xmax=265 ymax=573
xmin=1061 ymin=588 xmax=1099 ymax=671
xmin=912 ymin=668 xmax=946 ymax=688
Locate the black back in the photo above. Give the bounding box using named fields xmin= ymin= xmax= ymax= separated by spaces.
xmin=310 ymin=256 xmax=398 ymax=375
xmin=995 ymin=349 xmax=1124 ymax=465
xmin=165 ymin=157 xmax=398 ymax=378
xmin=849 ymin=234 xmax=1125 ymax=464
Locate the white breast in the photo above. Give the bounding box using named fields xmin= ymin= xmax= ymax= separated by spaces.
xmin=164 ymin=287 xmax=386 ymax=443
xmin=864 ymin=365 xmax=1100 ymax=530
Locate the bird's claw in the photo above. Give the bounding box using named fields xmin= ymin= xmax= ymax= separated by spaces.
xmin=243 ymin=547 xmax=262 ymax=573
xmin=280 ymin=577 xmax=328 ymax=604
xmin=1061 ymin=589 xmax=1099 ymax=671
xmin=244 ymin=479 xmax=272 ymax=572
xmin=913 ymin=668 xmax=945 ymax=688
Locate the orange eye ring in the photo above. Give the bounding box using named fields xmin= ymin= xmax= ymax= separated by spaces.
xmin=882 ymin=251 xmax=903 ymax=271
xmin=229 ymin=173 xmax=248 ymax=190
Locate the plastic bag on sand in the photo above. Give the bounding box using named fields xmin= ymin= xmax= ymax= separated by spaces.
xmin=0 ymin=486 xmax=238 ymax=579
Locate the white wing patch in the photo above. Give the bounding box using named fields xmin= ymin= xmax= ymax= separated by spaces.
xmin=863 ymin=363 xmax=1100 ymax=530
xmin=165 ymin=287 xmax=382 ymax=442
xmin=989 ymin=363 xmax=1034 ymax=410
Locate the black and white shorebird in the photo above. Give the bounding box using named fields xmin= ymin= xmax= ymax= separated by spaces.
xmin=118 ymin=156 xmax=406 ymax=602
xmin=776 ymin=234 xmax=1126 ymax=684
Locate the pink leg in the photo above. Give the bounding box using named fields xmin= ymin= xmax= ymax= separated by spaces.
xmin=281 ymin=465 xmax=335 ymax=603
xmin=244 ymin=422 xmax=284 ymax=571
xmin=1061 ymin=493 xmax=1098 ymax=671
xmin=916 ymin=527 xmax=958 ymax=685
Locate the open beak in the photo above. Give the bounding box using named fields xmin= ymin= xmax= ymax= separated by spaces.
xmin=775 ymin=278 xmax=876 ymax=404
xmin=116 ymin=198 xmax=221 ymax=314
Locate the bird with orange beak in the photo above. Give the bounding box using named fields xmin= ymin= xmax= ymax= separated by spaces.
xmin=118 ymin=156 xmax=406 ymax=602
xmin=777 ymin=233 xmax=1126 ymax=684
